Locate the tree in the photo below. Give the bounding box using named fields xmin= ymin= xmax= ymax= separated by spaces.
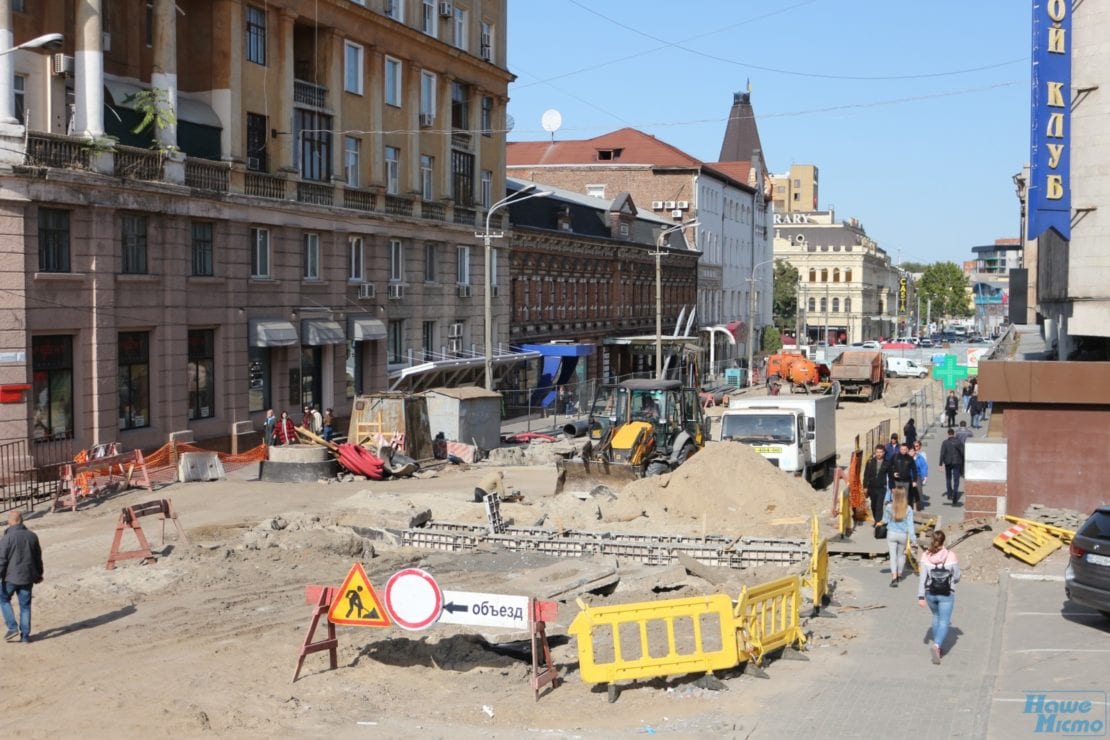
xmin=761 ymin=325 xmax=782 ymax=353
xmin=916 ymin=261 xmax=973 ymax=318
xmin=771 ymin=259 xmax=799 ymax=332
xmin=900 ymin=261 xmax=929 ymax=273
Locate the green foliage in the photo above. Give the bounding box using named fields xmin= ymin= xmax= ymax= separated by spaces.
xmin=123 ymin=88 xmax=178 ymax=150
xmin=917 ymin=261 xmax=973 ymax=318
xmin=772 ymin=259 xmax=800 ymax=331
xmin=761 ymin=325 xmax=783 ymax=353
xmin=900 ymin=261 xmax=930 ymax=273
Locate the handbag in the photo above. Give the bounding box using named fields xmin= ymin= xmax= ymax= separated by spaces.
xmin=874 ymin=522 xmax=888 ymax=539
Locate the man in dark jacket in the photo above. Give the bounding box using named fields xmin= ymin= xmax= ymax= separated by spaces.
xmin=863 ymin=444 xmax=891 ymax=522
xmin=0 ymin=511 xmax=44 ymax=643
xmin=939 ymin=427 xmax=966 ymax=504
xmin=889 ymin=442 xmax=920 ymax=509
xmin=944 ymin=391 xmax=959 ymax=428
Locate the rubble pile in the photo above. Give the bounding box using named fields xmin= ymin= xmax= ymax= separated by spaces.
xmin=1023 ymin=504 xmax=1087 ymax=531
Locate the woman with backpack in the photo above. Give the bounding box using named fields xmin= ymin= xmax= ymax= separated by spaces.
xmin=880 ymin=488 xmax=915 ymax=587
xmin=918 ymin=530 xmax=962 ymax=665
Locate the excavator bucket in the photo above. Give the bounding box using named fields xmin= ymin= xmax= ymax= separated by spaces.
xmin=555 ymin=456 xmax=643 ymax=495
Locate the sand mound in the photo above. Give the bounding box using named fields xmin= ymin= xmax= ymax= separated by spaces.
xmin=603 ymin=441 xmax=821 ymax=538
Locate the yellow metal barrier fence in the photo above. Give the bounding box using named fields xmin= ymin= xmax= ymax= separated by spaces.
xmin=805 ymin=513 xmax=829 ymax=611
xmin=735 ymin=575 xmax=807 ymax=665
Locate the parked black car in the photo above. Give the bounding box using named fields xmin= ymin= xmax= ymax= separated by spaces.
xmin=1065 ymin=506 xmax=1110 ymax=619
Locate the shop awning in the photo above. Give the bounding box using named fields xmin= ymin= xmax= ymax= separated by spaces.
xmin=105 ymin=78 xmax=223 ymax=127
xmin=302 ymin=319 xmax=346 ymax=346
xmin=249 ymin=320 xmax=298 ymax=347
xmin=519 ymin=342 xmax=596 ymax=357
xmin=348 ymin=317 xmax=386 ymax=341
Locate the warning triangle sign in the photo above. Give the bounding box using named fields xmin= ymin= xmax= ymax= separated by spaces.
xmin=327 ymin=563 xmax=391 ymax=627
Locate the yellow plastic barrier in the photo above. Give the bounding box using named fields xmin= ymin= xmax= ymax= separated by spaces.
xmin=805 ymin=514 xmax=829 ymax=611
xmin=735 ymin=575 xmax=807 ymax=665
xmin=838 ymin=490 xmax=852 ymax=538
xmin=568 ymin=594 xmax=740 ymax=685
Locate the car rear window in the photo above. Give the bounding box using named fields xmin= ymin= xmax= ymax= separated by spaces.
xmin=1078 ymin=511 xmax=1110 ymax=540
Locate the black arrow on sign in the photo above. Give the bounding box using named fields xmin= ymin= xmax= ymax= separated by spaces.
xmin=443 ymin=602 xmax=468 ymax=614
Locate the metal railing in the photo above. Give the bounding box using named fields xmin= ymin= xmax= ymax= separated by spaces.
xmin=184 ymin=158 xmax=230 ymax=192
xmin=451 ymin=130 xmax=473 ymax=151
xmin=296 ymin=181 xmax=333 ymax=206
xmin=421 ymin=201 xmax=446 ymax=221
xmin=384 ymin=195 xmax=413 ymax=217
xmin=0 ymin=437 xmax=73 ymax=513
xmin=245 ymin=171 xmax=287 ymax=199
xmin=293 ymin=79 xmax=327 ymax=108
xmin=24 ymin=132 xmax=90 ymax=170
xmin=343 ymin=188 xmax=375 ymax=212
xmin=453 ymin=206 xmax=476 ymax=226
xmin=114 ymin=145 xmax=163 ymax=181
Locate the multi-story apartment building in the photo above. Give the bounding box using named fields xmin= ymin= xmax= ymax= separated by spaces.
xmin=0 ymin=0 xmax=512 ymax=449
xmin=773 ymin=211 xmax=909 ymax=343
xmin=771 ymin=164 xmax=819 ymax=214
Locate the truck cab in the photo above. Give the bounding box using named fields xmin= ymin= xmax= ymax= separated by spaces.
xmin=719 ymin=408 xmax=807 ymax=472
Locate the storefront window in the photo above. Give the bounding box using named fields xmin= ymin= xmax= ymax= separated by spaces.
xmin=187 ymin=329 xmax=215 ymax=420
xmin=118 ymin=331 xmax=151 ymax=430
xmin=248 ymin=346 xmax=269 ymax=413
xmin=32 ymin=336 xmax=74 ymax=440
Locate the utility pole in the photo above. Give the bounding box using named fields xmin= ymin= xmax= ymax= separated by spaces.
xmin=654 ymin=220 xmax=698 ymax=380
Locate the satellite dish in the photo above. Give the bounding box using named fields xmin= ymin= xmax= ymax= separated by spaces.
xmin=541 ymin=109 xmax=562 ymax=140
xmin=505 ymin=113 xmax=515 ymax=133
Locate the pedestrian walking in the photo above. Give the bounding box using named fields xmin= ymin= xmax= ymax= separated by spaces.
xmin=322 ymin=408 xmax=335 ymax=442
xmin=944 ymin=391 xmax=959 ymax=428
xmin=961 ymin=382 xmax=973 ymax=413
xmin=955 ymin=420 xmax=973 ymax=444
xmin=939 ymin=428 xmax=965 ymax=503
xmin=890 ymin=442 xmax=919 ymax=510
xmin=274 ymin=411 xmax=297 ymax=445
xmin=310 ymin=405 xmax=323 ymax=435
xmin=918 ymin=530 xmax=961 ymax=665
xmin=884 ymin=434 xmax=900 ymax=466
xmin=912 ymin=440 xmax=929 ymax=508
xmin=0 ymin=511 xmax=44 ymax=643
xmin=863 ymin=444 xmax=890 ymax=522
xmin=903 ymin=418 xmax=918 ymax=449
xmin=880 ymin=488 xmax=914 ymax=587
xmin=969 ymin=393 xmax=983 ymax=429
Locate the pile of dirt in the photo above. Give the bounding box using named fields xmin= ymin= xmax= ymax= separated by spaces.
xmin=241 ymin=512 xmax=376 ymax=559
xmin=601 ymin=441 xmax=821 ymax=538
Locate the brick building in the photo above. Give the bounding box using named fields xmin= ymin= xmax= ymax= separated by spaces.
xmin=0 ymin=0 xmax=512 ymax=450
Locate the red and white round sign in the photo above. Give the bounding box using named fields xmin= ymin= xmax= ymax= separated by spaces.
xmin=383 ymin=568 xmax=443 ymax=631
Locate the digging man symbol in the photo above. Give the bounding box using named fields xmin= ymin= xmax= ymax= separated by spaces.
xmin=345 ymin=584 xmax=370 ymax=619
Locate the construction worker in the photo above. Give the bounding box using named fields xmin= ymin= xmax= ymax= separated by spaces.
xmin=475 ymin=470 xmax=507 ymax=502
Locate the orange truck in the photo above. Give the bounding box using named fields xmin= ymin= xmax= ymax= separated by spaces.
xmin=764 ymin=352 xmax=830 ymax=393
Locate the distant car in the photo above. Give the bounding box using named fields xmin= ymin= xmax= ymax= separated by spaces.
xmin=967 ymin=336 xmax=988 ymax=345
xmin=1066 ymin=506 xmax=1110 ymax=619
xmin=882 ymin=341 xmax=916 ymax=350
xmin=886 ymin=357 xmax=929 ymax=378
xmin=919 ymin=338 xmax=934 ymax=348
xmin=851 ymin=342 xmax=864 ymax=347
xmin=861 ymin=340 xmax=882 ymax=349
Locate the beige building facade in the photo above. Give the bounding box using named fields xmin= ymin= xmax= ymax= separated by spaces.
xmin=0 ymin=0 xmax=512 ymax=449
xmin=771 ymin=164 xmax=819 ymax=214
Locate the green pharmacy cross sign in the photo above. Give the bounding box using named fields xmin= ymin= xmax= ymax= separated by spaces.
xmin=932 ymin=354 xmax=970 ymax=390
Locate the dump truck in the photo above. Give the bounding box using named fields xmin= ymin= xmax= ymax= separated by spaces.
xmin=555 ymin=378 xmax=705 ymax=494
xmin=764 ymin=352 xmax=830 ymax=394
xmin=718 ymin=395 xmax=837 ymax=488
xmin=829 ymin=350 xmax=885 ymax=401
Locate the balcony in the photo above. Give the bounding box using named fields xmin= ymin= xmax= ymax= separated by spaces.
xmin=343 ymin=188 xmax=376 ymax=212
xmin=296 ymin=181 xmax=333 ymax=206
xmin=453 ymin=206 xmax=476 ymax=226
xmin=114 ymin=145 xmax=163 ymax=181
xmin=24 ymin=132 xmax=90 ymax=170
xmin=184 ymin=158 xmax=230 ymax=192
xmin=245 ymin=171 xmax=287 ymax=199
xmin=293 ymin=79 xmax=328 ymax=108
xmin=384 ymin=195 xmax=413 ymax=217
xmin=421 ymin=201 xmax=446 ymax=221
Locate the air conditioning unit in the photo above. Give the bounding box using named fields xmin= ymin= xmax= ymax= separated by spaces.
xmin=247 ymin=156 xmax=261 ymax=171
xmin=671 ymin=209 xmax=683 ymax=219
xmin=448 ymin=322 xmax=464 ymax=338
xmin=676 ymin=200 xmax=689 ymax=209
xmin=664 ymin=201 xmax=676 ymax=210
xmin=651 ymin=200 xmax=664 ymax=210
xmin=52 ymin=54 xmax=74 ymax=76
xmin=387 ymin=283 xmax=405 ymax=300
xmin=357 ymin=282 xmax=376 ymax=299
xmin=448 ymin=338 xmax=462 ymax=354
xmin=457 ymin=284 xmax=471 ymax=298
xmin=419 ymin=112 xmax=435 ymax=128
xmin=439 ymin=1 xmax=453 ymax=17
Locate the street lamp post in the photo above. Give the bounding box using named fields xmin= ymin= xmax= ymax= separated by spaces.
xmin=0 ymin=33 xmax=63 ymax=125
xmin=746 ymin=257 xmax=777 ymax=387
xmin=476 ymin=184 xmax=552 ymax=390
xmin=0 ymin=33 xmax=64 ymax=57
xmin=653 ymin=220 xmax=698 ymax=379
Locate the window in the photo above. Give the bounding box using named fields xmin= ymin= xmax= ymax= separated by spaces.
xmin=12 ymin=0 xmax=25 ymax=12
xmin=793 ymin=178 xmax=801 ymax=188
xmin=387 ymin=320 xmax=404 ymax=363
xmin=422 ymin=321 xmax=436 ymax=361
xmin=303 ymin=233 xmax=320 ymax=279
xmin=344 ymin=41 xmax=364 ymax=94
xmin=385 ymin=57 xmax=402 ymax=106
xmin=385 ymin=146 xmax=400 ymax=194
xmin=294 ymin=110 xmax=332 ymax=182
xmin=420 ymin=155 xmax=434 ymax=200
xmin=480 ymin=21 xmax=493 ymax=61
xmin=250 ymin=228 xmax=270 ymax=277
xmin=424 ymin=242 xmax=437 ymax=282
xmin=832 ymin=297 xmax=840 ymax=313
xmin=844 ymin=298 xmax=852 ymax=314
xmin=344 ymin=136 xmax=360 ymax=187
xmin=820 ymin=268 xmax=828 ymax=282
xmin=451 ymin=150 xmax=474 ymax=205
xmin=586 ymin=184 xmax=605 ymax=198
xmin=385 ymin=0 xmax=404 ymax=22
xmin=13 ymin=75 xmax=24 ymax=124
xmin=451 ymin=81 xmax=469 ymax=129
xmin=121 ymin=214 xmax=148 ymax=274
xmin=191 ymin=222 xmax=213 ymax=276
xmin=453 ymin=6 xmax=467 ymax=49
xmin=32 ymin=336 xmax=73 ymax=440
xmin=389 ymin=239 xmax=405 ymax=283
xmin=456 ymin=245 xmax=470 ymax=285
xmin=246 ymin=113 xmax=268 ymax=171
xmin=833 ymin=268 xmax=840 ymax=283
xmin=38 ymin=208 xmax=70 ymax=273
xmin=420 ymin=71 xmax=437 ymax=117
xmin=348 ymin=236 xmax=364 ymax=280
xmin=480 ymin=170 xmax=492 ymax=209
xmin=187 ymin=329 xmax=214 ymax=420
xmin=480 ymin=96 xmax=493 ymax=136
xmin=422 ymin=0 xmax=437 ymax=36
xmin=118 ymin=331 xmax=150 ymax=430
xmin=820 ymin=297 xmax=827 ymax=313
xmin=247 ymin=346 xmax=269 ymax=412
xmin=844 ymin=269 xmax=853 ymax=283
xmin=807 ymin=297 xmax=816 ymax=312
xmin=246 ymin=5 xmax=266 ymax=65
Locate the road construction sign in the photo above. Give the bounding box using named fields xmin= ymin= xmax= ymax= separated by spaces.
xmin=384 ymin=568 xmax=443 ymax=631
xmin=439 ymin=590 xmax=531 ymax=630
xmin=327 ymin=563 xmax=391 ymax=627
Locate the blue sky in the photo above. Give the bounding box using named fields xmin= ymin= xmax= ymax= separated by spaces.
xmin=506 ymin=0 xmax=1031 ymax=265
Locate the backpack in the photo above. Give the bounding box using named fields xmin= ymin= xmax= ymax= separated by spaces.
xmin=926 ymin=556 xmax=953 ymax=596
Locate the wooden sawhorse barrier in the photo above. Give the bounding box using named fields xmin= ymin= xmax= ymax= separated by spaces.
xmin=293 ymin=585 xmax=340 ymax=682
xmin=106 ymin=498 xmax=188 ymax=570
xmin=56 ymin=448 xmax=154 ymax=513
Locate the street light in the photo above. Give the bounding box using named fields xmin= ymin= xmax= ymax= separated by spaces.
xmin=0 ymin=33 xmax=64 ymax=57
xmin=747 ymin=257 xmax=777 ymax=387
xmin=477 ymin=184 xmax=552 ymax=390
xmin=653 ymin=220 xmax=698 ymax=379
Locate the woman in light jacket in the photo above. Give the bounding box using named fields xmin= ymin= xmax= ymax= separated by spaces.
xmin=918 ymin=530 xmax=961 ymax=664
xmin=880 ymin=488 xmax=914 ymax=587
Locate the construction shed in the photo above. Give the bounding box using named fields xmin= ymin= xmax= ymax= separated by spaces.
xmin=422 ymin=387 xmax=502 ymax=451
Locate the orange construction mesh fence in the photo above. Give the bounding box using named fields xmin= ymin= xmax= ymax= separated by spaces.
xmin=129 ymin=442 xmax=269 ymax=484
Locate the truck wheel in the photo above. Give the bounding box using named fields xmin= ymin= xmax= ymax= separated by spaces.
xmin=645 ymin=461 xmax=670 ymax=477
xmin=676 ymin=442 xmax=697 ymax=465
xmin=919 ymin=371 xmax=927 ymax=379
